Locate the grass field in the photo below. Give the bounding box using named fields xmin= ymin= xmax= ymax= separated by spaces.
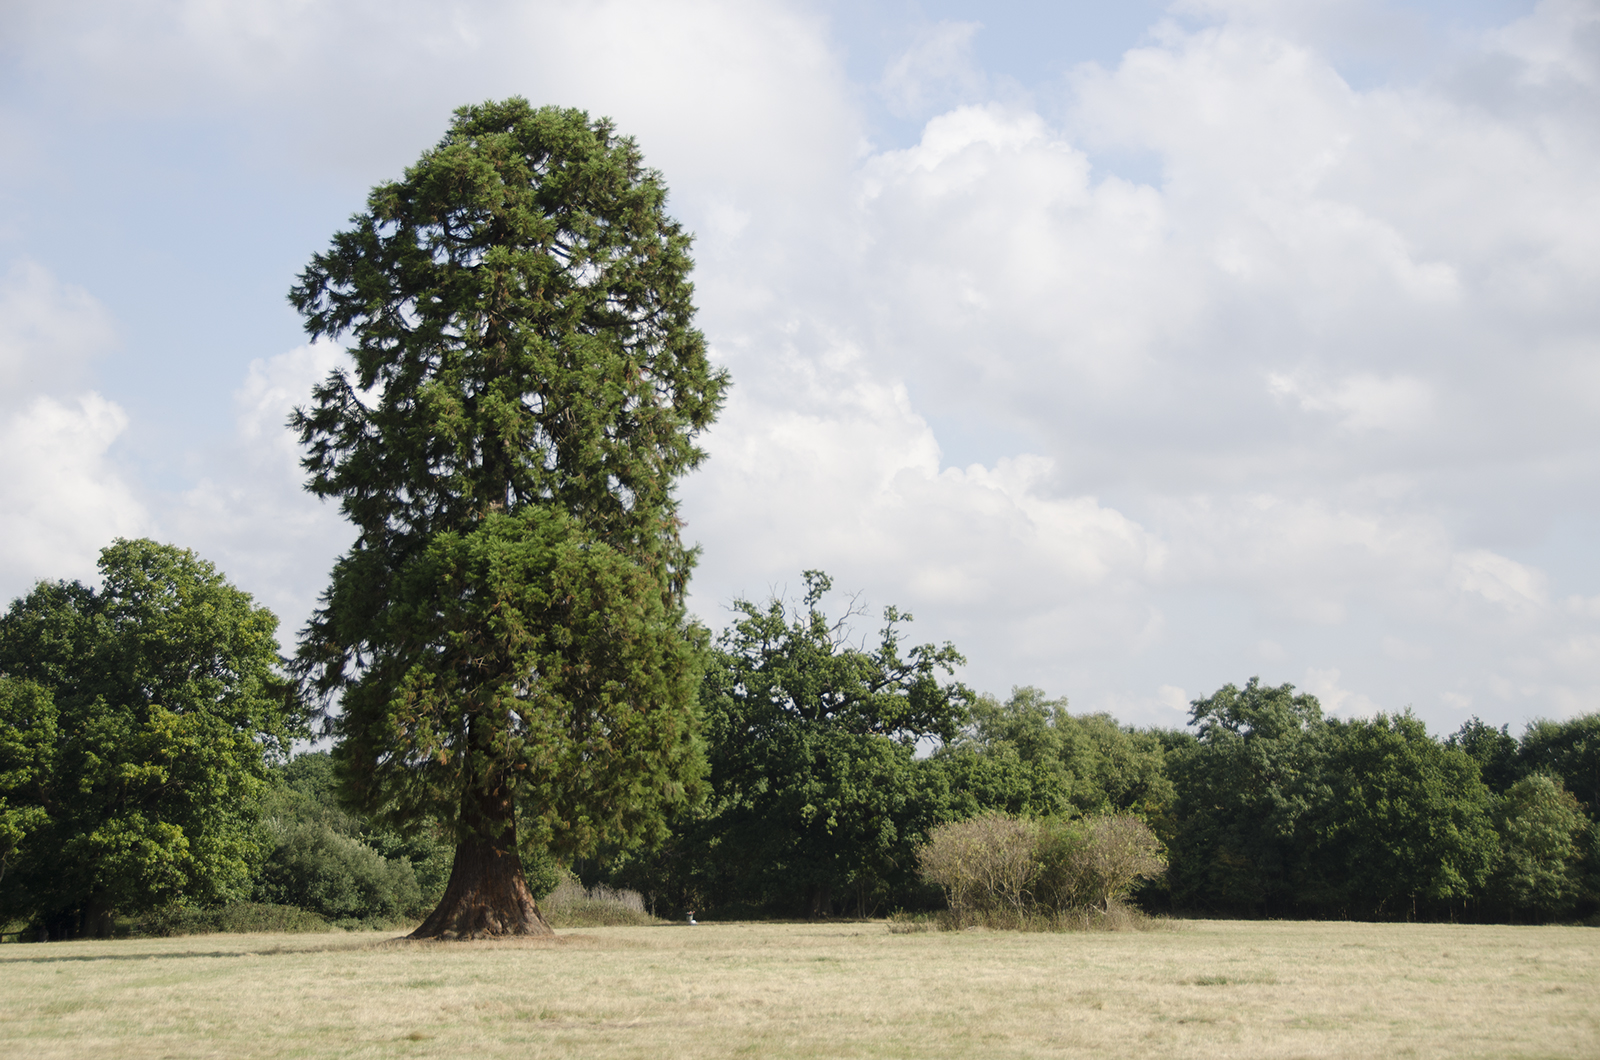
xmin=1 ymin=919 xmax=1595 ymax=1059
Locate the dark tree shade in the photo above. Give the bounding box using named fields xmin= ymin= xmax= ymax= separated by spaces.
xmin=1518 ymin=715 xmax=1600 ymax=816
xmin=1447 ymin=716 xmax=1522 ymax=794
xmin=290 ymin=99 xmax=728 ymax=938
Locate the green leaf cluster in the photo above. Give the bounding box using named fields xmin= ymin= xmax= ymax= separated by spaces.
xmin=948 ymin=686 xmax=1178 ymax=820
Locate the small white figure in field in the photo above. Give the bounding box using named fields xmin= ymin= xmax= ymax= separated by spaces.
xmin=687 ymin=911 xmax=697 ymax=925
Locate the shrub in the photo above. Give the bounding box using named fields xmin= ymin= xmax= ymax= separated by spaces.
xmin=254 ymin=821 xmax=424 ymax=921
xmin=539 ymin=877 xmax=655 ymax=927
xmin=1038 ymin=815 xmax=1166 ymax=913
xmin=917 ymin=813 xmax=1039 ymax=923
xmin=918 ymin=812 xmax=1166 ymax=927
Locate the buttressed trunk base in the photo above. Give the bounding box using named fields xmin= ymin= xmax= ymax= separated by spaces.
xmin=410 ymin=785 xmax=552 ymax=940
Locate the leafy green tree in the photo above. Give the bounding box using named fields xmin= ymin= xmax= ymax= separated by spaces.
xmin=1518 ymin=714 xmax=1600 ymax=817
xmin=1299 ymin=712 xmax=1496 ymax=918
xmin=961 ymin=686 xmax=1175 ymax=818
xmin=290 ymin=99 xmax=728 ymax=938
xmin=1447 ymin=716 xmax=1522 ymax=794
xmin=1487 ymin=773 xmax=1588 ymax=919
xmin=254 ymin=753 xmax=450 ymax=922
xmin=1165 ymin=678 xmax=1325 ymax=914
xmin=0 ymin=540 xmax=297 ymax=938
xmin=0 ymin=679 xmax=55 ymax=897
xmin=688 ymin=572 xmax=970 ymax=917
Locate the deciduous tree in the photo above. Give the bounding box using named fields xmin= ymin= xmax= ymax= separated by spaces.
xmin=1298 ymin=712 xmax=1496 ymax=918
xmin=1165 ymin=678 xmax=1325 ymax=914
xmin=0 ymin=540 xmax=296 ymax=938
xmin=690 ymin=572 xmax=969 ymax=917
xmin=1488 ymin=773 xmax=1588 ymax=919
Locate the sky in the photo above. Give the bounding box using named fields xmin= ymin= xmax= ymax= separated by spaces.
xmin=2 ymin=0 xmax=1598 ymax=735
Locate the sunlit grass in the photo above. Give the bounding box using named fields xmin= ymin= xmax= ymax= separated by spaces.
xmin=1 ymin=919 xmax=1595 ymax=1058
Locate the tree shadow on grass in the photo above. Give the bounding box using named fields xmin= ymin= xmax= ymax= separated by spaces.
xmin=0 ymin=936 xmax=402 ymax=964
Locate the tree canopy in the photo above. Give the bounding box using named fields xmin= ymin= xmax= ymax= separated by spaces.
xmin=1166 ymin=678 xmax=1326 ymax=914
xmin=289 ymin=99 xmax=728 ymax=938
xmin=0 ymin=539 xmax=296 ymax=938
xmin=683 ymin=572 xmax=970 ymax=916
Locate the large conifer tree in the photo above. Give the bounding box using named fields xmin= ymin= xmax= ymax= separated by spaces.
xmin=290 ymin=99 xmax=728 ymax=938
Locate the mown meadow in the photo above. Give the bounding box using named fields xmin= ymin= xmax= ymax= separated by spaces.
xmin=2 ymin=919 xmax=1595 ymax=1060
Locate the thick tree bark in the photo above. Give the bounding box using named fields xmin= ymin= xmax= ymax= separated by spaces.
xmin=410 ymin=780 xmax=552 ymax=940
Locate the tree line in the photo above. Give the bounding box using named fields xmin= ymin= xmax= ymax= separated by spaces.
xmin=2 ymin=548 xmax=1595 ymax=937
xmin=597 ymin=572 xmax=1600 ymax=924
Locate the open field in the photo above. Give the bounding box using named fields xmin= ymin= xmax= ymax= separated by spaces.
xmin=1 ymin=919 xmax=1595 ymax=1059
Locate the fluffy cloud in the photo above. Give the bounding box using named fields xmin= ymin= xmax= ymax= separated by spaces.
xmin=0 ymin=393 xmax=148 ymax=593
xmin=0 ymin=262 xmax=146 ymax=594
xmin=681 ymin=2 xmax=1600 ymax=724
xmin=160 ymin=341 xmax=353 ymax=629
xmin=0 ymin=260 xmax=117 ymax=411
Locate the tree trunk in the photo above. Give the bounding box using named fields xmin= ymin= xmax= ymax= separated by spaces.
xmin=410 ymin=780 xmax=552 ymax=940
xmin=808 ymin=882 xmax=832 ymax=919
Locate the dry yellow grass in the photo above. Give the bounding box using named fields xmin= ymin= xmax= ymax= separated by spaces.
xmin=1 ymin=919 xmax=1595 ymax=1059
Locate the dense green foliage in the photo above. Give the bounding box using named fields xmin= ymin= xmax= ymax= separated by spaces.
xmin=1300 ymin=713 xmax=1496 ymax=916
xmin=0 ymin=540 xmax=299 ymax=938
xmin=5 ymin=546 xmax=1597 ymax=932
xmin=289 ymin=98 xmax=728 ymax=882
xmin=254 ymin=753 xmax=450 ymax=923
xmin=621 ymin=573 xmax=969 ymax=917
xmin=1166 ymin=678 xmax=1327 ymax=913
xmin=1487 ymin=773 xmax=1589 ymax=916
xmin=943 ymin=686 xmax=1178 ymax=819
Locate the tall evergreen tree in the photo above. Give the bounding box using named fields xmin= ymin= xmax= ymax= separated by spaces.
xmin=290 ymin=99 xmax=728 ymax=938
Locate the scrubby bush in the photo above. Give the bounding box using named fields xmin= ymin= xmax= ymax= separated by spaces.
xmin=539 ymin=876 xmax=655 ymax=927
xmin=1037 ymin=815 xmax=1167 ymax=913
xmin=918 ymin=812 xmax=1165 ymax=927
xmin=917 ymin=812 xmax=1037 ymax=922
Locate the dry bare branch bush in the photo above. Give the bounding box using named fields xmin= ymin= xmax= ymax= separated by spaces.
xmin=923 ymin=813 xmax=1168 ymax=927
xmin=917 ymin=813 xmax=1040 ymax=923
xmin=1076 ymin=815 xmax=1167 ymax=911
xmin=540 ymin=878 xmax=653 ymax=926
